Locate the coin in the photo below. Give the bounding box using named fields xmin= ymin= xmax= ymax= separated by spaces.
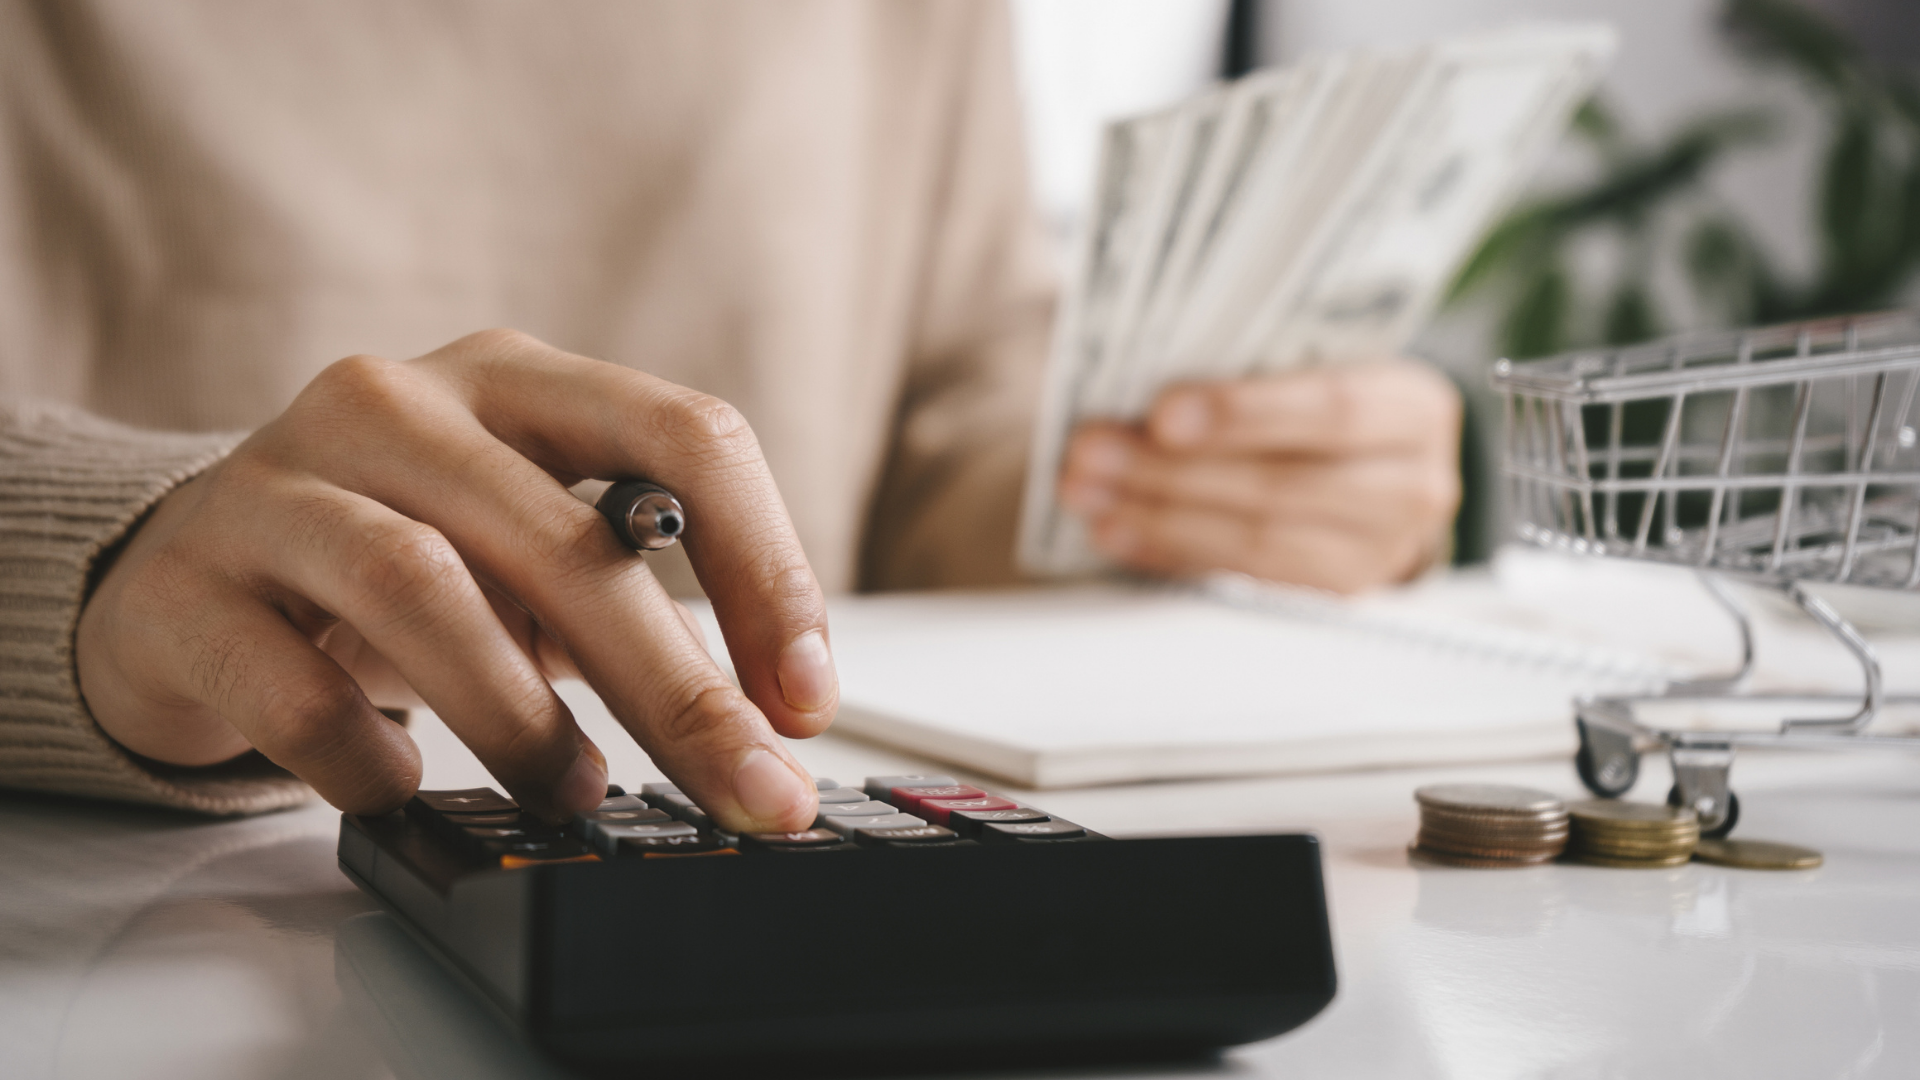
xmin=1417 ymin=784 xmax=1565 ymax=815
xmin=1568 ymin=800 xmax=1697 ymax=826
xmin=1570 ymin=851 xmax=1693 ymax=869
xmin=1692 ymin=838 xmax=1823 ymax=870
xmin=1409 ymin=843 xmax=1556 ymax=869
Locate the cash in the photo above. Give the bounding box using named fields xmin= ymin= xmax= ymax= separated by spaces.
xmin=1017 ymin=24 xmax=1617 ymax=576
xmin=1410 ymin=783 xmax=1570 ymax=867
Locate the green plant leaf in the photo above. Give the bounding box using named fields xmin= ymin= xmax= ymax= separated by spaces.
xmin=1443 ymin=205 xmax=1561 ymax=305
xmin=1501 ymin=262 xmax=1571 ymax=360
xmin=1723 ymin=0 xmax=1860 ymax=95
xmin=1603 ymin=280 xmax=1662 ymax=346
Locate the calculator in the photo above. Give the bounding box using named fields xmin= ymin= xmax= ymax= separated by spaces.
xmin=336 ymin=774 xmax=1336 ymax=1074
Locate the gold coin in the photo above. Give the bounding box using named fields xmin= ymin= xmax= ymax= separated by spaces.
xmin=1418 ymin=838 xmax=1568 ymax=861
xmin=1570 ymin=851 xmax=1693 ymax=869
xmin=1418 ymin=818 xmax=1570 ymax=840
xmin=1569 ymin=800 xmax=1696 ymax=826
xmin=1692 ymin=838 xmax=1823 ymax=870
xmin=1417 ymin=784 xmax=1565 ymax=815
xmin=1409 ymin=843 xmax=1555 ymax=869
xmin=1574 ymin=841 xmax=1695 ymax=861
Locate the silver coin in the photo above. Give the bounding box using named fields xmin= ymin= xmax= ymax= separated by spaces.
xmin=1415 ymin=784 xmax=1565 ymax=815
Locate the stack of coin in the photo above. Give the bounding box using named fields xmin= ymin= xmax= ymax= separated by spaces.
xmin=1566 ymin=800 xmax=1699 ymax=867
xmin=1412 ymin=784 xmax=1570 ymax=867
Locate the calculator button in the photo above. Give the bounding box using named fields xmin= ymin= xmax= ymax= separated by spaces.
xmin=813 ymin=777 xmax=841 ymax=790
xmin=889 ymin=785 xmax=985 ymax=810
xmin=816 ymin=787 xmax=871 ymax=804
xmin=739 ymin=828 xmax=844 ymax=849
xmin=863 ymin=775 xmax=958 ymax=800
xmin=853 ymin=824 xmax=957 ymax=845
xmin=603 ymin=784 xmax=626 ymax=798
xmin=462 ymin=825 xmax=559 ymax=841
xmin=483 ymin=837 xmax=591 ymax=856
xmin=595 ymin=795 xmax=650 ymax=813
xmin=415 ymin=788 xmax=517 ymax=814
xmin=440 ymin=810 xmax=524 ymax=826
xmin=945 ymin=807 xmax=1051 ymax=836
xmin=816 ymin=800 xmax=897 ymax=818
xmin=915 ymin=795 xmax=1018 ymax=824
xmin=654 ymin=793 xmax=714 ymax=828
xmin=981 ymin=819 xmax=1087 ymax=842
xmin=617 ymin=833 xmax=729 ymax=856
xmin=598 ymin=821 xmax=698 ymax=840
xmin=639 ymin=782 xmax=681 ymax=797
xmin=585 ymin=808 xmax=673 ymax=824
xmin=821 ymin=812 xmax=924 ymax=836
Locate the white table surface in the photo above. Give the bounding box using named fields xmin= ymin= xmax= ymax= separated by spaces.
xmin=5 ymin=688 xmax=1919 ymax=1080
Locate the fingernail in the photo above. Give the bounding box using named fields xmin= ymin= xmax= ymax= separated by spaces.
xmin=777 ymin=629 xmax=836 ymax=713
xmin=1060 ymin=479 xmax=1116 ymax=514
xmin=732 ymin=749 xmax=814 ymax=826
xmin=552 ymin=745 xmax=607 ymax=817
xmin=1154 ymin=393 xmax=1212 ymax=447
xmin=1070 ymin=433 xmax=1131 ymax=478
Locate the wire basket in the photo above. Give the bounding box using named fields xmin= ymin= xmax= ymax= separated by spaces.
xmin=1493 ymin=312 xmax=1920 ymax=836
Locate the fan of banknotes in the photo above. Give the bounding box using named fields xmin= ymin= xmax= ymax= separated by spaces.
xmin=1017 ymin=24 xmax=1617 ymax=576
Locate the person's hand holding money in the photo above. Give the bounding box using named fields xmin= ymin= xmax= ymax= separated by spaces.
xmin=1057 ymin=360 xmax=1461 ymax=593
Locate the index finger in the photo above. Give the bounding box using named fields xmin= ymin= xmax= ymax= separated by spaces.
xmin=1145 ymin=362 xmax=1460 ymax=456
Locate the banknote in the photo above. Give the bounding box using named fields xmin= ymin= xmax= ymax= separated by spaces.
xmin=1017 ymin=24 xmax=1616 ymax=577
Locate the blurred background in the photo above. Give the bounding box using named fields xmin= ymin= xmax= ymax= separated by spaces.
xmin=1011 ymin=0 xmax=1920 ymax=561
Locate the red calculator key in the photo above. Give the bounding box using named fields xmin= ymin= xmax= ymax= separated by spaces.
xmin=890 ymin=785 xmax=985 ymax=811
xmin=916 ymin=795 xmax=1017 ymax=825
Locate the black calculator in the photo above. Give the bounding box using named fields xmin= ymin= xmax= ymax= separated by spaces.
xmin=337 ymin=774 xmax=1336 ymax=1075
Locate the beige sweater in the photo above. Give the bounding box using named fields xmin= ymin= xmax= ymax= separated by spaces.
xmin=0 ymin=1 xmax=1055 ymax=813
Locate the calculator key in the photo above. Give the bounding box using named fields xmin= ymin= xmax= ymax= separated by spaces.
xmin=821 ymin=812 xmax=924 ymax=837
xmin=585 ymin=808 xmax=672 ymax=824
xmin=817 ymin=800 xmax=898 ymax=818
xmin=439 ymin=810 xmax=524 ymax=827
xmin=915 ymin=795 xmax=1018 ymax=824
xmin=603 ymin=784 xmax=626 ymax=798
xmin=889 ymin=785 xmax=986 ymax=810
xmin=617 ymin=833 xmax=729 ymax=857
xmin=816 ymin=787 xmax=872 ymax=804
xmin=981 ymin=819 xmax=1087 ymax=842
xmin=483 ymin=836 xmax=591 ymax=856
xmin=880 ymin=838 xmax=976 ymax=849
xmin=598 ymin=821 xmax=698 ymax=840
xmin=639 ymin=782 xmax=682 ymax=797
xmin=499 ymin=851 xmax=599 ymax=869
xmin=415 ymin=788 xmax=517 ymax=814
xmin=595 ymin=795 xmax=650 ymax=813
xmin=738 ymin=828 xmax=845 ymax=850
xmin=462 ymin=825 xmax=559 ymax=841
xmin=946 ymin=807 xmax=1051 ymax=836
xmin=853 ymin=824 xmax=957 ymax=845
xmin=863 ymin=775 xmax=957 ymax=800
xmin=814 ymin=777 xmax=840 ymax=790
xmin=654 ymin=793 xmax=714 ymax=828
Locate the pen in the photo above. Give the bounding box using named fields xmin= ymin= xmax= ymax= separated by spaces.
xmin=596 ymin=480 xmax=685 ymax=551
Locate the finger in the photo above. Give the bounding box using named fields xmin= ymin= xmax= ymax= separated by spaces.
xmin=1086 ymin=495 xmax=1432 ymax=594
xmin=414 ymin=332 xmax=836 ymax=739
xmin=1145 ymin=362 xmax=1460 ymax=456
xmin=291 ymin=347 xmax=817 ymax=831
xmin=154 ymin=586 xmax=423 ymax=815
xmin=255 ymin=479 xmax=607 ymax=821
xmin=1066 ymin=428 xmax=1459 ymax=534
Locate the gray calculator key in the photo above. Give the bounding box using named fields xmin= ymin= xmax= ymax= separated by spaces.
xmin=854 ymin=824 xmax=957 ymax=845
xmin=981 ymin=819 xmax=1087 ymax=842
xmin=416 ymin=788 xmax=517 ymax=814
xmin=591 ymin=820 xmax=697 ymax=854
xmin=947 ymin=807 xmax=1049 ymax=836
xmin=595 ymin=795 xmax=650 ymax=813
xmin=821 ymin=812 xmax=923 ymax=836
xmin=813 ymin=777 xmax=840 ymax=790
xmin=862 ymin=775 xmax=958 ymax=800
xmin=816 ymin=787 xmax=871 ymax=804
xmin=652 ymin=793 xmax=713 ymax=827
xmin=586 ymin=808 xmax=673 ymax=824
xmin=639 ymin=782 xmax=682 ymax=797
xmin=817 ymin=799 xmax=897 ymax=818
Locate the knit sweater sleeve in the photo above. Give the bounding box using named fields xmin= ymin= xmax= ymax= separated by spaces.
xmin=0 ymin=399 xmax=311 ymax=815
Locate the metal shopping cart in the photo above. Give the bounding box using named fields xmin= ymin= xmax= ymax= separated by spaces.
xmin=1494 ymin=312 xmax=1920 ymax=837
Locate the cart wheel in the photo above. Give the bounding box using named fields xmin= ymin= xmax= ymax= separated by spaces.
xmin=1668 ymin=785 xmax=1740 ymax=839
xmin=1575 ymin=721 xmax=1638 ymax=798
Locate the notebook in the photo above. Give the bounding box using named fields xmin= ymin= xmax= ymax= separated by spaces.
xmin=682 ymin=548 xmax=1920 ymax=789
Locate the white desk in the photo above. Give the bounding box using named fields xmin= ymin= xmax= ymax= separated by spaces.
xmin=5 ymin=694 xmax=1919 ymax=1079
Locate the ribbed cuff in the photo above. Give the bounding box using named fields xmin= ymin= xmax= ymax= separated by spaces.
xmin=0 ymin=400 xmax=311 ymax=815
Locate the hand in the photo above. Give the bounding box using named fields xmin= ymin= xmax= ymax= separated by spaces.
xmin=1058 ymin=360 xmax=1461 ymax=593
xmin=76 ymin=330 xmax=836 ymax=831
